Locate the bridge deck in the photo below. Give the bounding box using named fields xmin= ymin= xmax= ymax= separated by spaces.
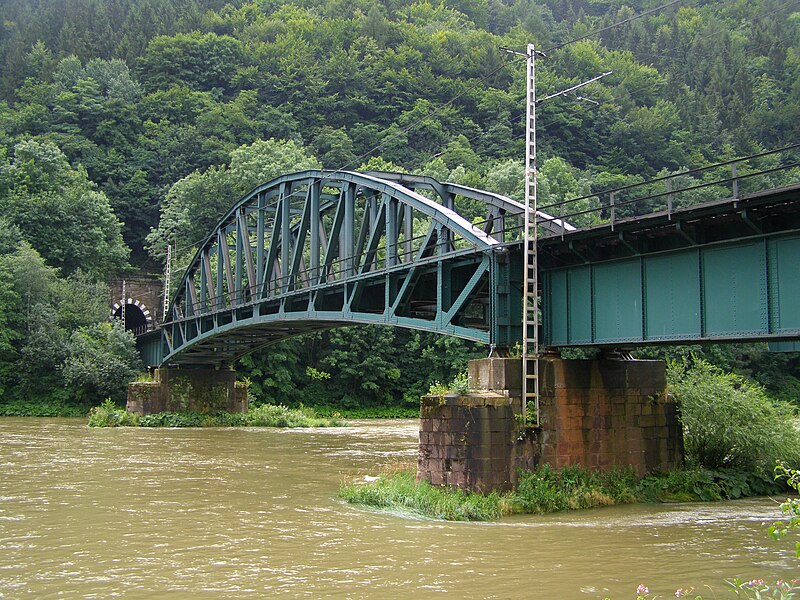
xmin=138 ymin=151 xmax=800 ymax=367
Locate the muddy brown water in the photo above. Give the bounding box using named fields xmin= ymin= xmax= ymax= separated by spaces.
xmin=0 ymin=418 xmax=796 ymax=598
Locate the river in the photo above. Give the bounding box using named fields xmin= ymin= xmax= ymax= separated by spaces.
xmin=0 ymin=418 xmax=796 ymax=598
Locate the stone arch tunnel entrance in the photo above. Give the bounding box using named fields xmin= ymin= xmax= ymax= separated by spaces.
xmin=111 ymin=301 xmax=151 ymax=335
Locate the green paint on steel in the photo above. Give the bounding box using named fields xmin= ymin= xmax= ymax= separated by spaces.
xmin=644 ymin=251 xmax=701 ymax=340
xmin=568 ymin=267 xmax=592 ymax=344
xmin=768 ymin=236 xmax=800 ymax=334
xmin=702 ymin=240 xmax=768 ymax=337
xmin=546 ymin=270 xmax=568 ymax=345
xmin=542 ymin=232 xmax=800 ymax=347
xmin=593 ymin=260 xmax=643 ymax=343
xmin=769 ymin=341 xmax=800 ymax=352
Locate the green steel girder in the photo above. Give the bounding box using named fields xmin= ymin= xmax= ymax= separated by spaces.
xmin=540 ymin=181 xmax=800 ymax=348
xmin=543 ymin=232 xmax=800 ymax=347
xmin=367 ymin=171 xmax=575 ymax=237
xmin=136 ymin=172 xmax=800 ymax=367
xmin=143 ymin=171 xmax=516 ymax=367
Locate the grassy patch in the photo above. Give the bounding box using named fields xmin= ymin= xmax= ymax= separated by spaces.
xmin=88 ymin=401 xmax=347 ymax=428
xmin=339 ymin=469 xmax=508 ymax=521
xmin=340 ymin=465 xmax=789 ymax=521
xmin=305 ymin=405 xmax=419 ymax=419
xmin=0 ymin=397 xmax=91 ymax=417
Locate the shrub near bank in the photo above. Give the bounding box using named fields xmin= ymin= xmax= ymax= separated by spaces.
xmin=88 ymin=400 xmax=346 ymax=428
xmin=668 ymin=357 xmax=800 ymax=472
xmin=0 ymin=397 xmax=90 ymax=417
xmin=342 ymin=359 xmax=800 ymax=521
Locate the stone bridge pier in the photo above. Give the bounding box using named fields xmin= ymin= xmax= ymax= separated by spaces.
xmin=417 ymin=357 xmax=683 ymax=493
xmin=127 ymin=368 xmax=248 ymax=416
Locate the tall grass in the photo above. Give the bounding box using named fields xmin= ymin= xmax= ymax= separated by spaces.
xmin=88 ymin=402 xmax=347 ymax=428
xmin=340 ymin=464 xmax=788 ymax=522
xmin=512 ymin=465 xmax=638 ymax=513
xmin=340 ymin=470 xmax=507 ymax=521
xmin=88 ymin=399 xmax=139 ymax=427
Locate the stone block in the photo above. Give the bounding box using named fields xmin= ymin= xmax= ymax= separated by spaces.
xmin=419 ymin=357 xmax=682 ymax=493
xmin=468 ymin=358 xmax=522 ymax=392
xmin=429 ymin=470 xmax=444 ymax=486
xmin=638 ymin=414 xmax=656 ymax=428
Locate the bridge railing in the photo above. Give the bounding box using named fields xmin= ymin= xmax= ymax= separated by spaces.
xmin=535 ymin=144 xmax=800 ymax=236
xmin=171 ymin=223 xmax=486 ymax=320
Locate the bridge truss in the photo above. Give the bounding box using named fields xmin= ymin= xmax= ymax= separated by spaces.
xmin=140 ymin=170 xmax=569 ymax=367
xmin=138 ymin=146 xmax=800 ymax=368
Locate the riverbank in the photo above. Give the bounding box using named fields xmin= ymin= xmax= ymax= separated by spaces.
xmin=339 ymin=465 xmax=789 ymax=521
xmin=88 ymin=399 xmax=347 ymax=428
xmin=0 ymin=398 xmax=91 ymax=417
xmin=0 ymin=398 xmax=417 ymax=420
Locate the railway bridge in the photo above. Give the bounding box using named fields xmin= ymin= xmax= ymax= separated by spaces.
xmin=131 ymin=146 xmax=800 ymax=491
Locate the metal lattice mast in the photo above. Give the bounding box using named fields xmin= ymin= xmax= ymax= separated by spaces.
xmin=522 ymin=43 xmax=540 ymax=426
xmin=163 ymin=244 xmax=172 ymax=322
xmin=121 ymin=279 xmax=127 ymax=329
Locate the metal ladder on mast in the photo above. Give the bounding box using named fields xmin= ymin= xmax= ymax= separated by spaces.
xmin=163 ymin=244 xmax=172 ymax=323
xmin=521 ymin=42 xmax=540 ymax=426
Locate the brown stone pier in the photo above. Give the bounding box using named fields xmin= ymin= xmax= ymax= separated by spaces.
xmin=127 ymin=368 xmax=248 ymax=416
xmin=417 ymin=357 xmax=683 ymax=493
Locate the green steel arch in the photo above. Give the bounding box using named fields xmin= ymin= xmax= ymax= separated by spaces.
xmin=139 ymin=170 xmax=528 ymax=367
xmin=137 ymin=148 xmax=800 ymax=368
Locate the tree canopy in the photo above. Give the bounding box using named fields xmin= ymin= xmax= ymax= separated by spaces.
xmin=1 ymin=0 xmax=799 ymax=411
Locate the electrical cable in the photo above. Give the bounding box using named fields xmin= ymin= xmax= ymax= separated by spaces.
xmin=543 ymin=0 xmax=686 ymax=53
xmin=161 ymin=0 xmax=800 ymax=262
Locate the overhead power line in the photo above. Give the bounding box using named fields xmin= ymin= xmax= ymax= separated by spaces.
xmin=544 ymin=0 xmax=686 ymax=53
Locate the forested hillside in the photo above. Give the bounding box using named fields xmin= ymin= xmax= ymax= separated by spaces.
xmin=1 ymin=0 xmax=799 ymax=412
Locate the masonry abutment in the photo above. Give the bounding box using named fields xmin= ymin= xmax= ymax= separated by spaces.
xmin=417 ymin=357 xmax=683 ymax=493
xmin=127 ymin=368 xmax=248 ymax=415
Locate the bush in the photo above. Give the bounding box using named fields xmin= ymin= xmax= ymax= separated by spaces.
xmin=668 ymin=357 xmax=800 ymax=472
xmin=513 ymin=465 xmax=638 ymax=514
xmin=89 ymin=403 xmax=346 ymax=428
xmin=138 ymin=411 xmax=204 ymax=427
xmin=0 ymin=397 xmax=89 ymax=417
xmin=636 ymin=468 xmax=782 ymax=503
xmin=87 ymin=398 xmax=138 ymax=427
xmin=310 ymin=405 xmax=417 ymax=418
xmin=339 ymin=470 xmax=506 ymax=521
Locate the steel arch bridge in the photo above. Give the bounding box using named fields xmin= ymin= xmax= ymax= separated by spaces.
xmin=138 ymin=170 xmax=570 ymax=367
xmin=138 ymin=146 xmax=800 ymax=369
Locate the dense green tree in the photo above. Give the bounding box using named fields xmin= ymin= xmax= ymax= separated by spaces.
xmin=147 ymin=138 xmax=320 ymax=259
xmin=0 ymin=239 xmax=139 ymax=406
xmin=62 ymin=321 xmax=142 ymax=403
xmin=137 ymin=32 xmax=246 ymax=92
xmin=0 ymin=139 xmax=129 ymax=277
